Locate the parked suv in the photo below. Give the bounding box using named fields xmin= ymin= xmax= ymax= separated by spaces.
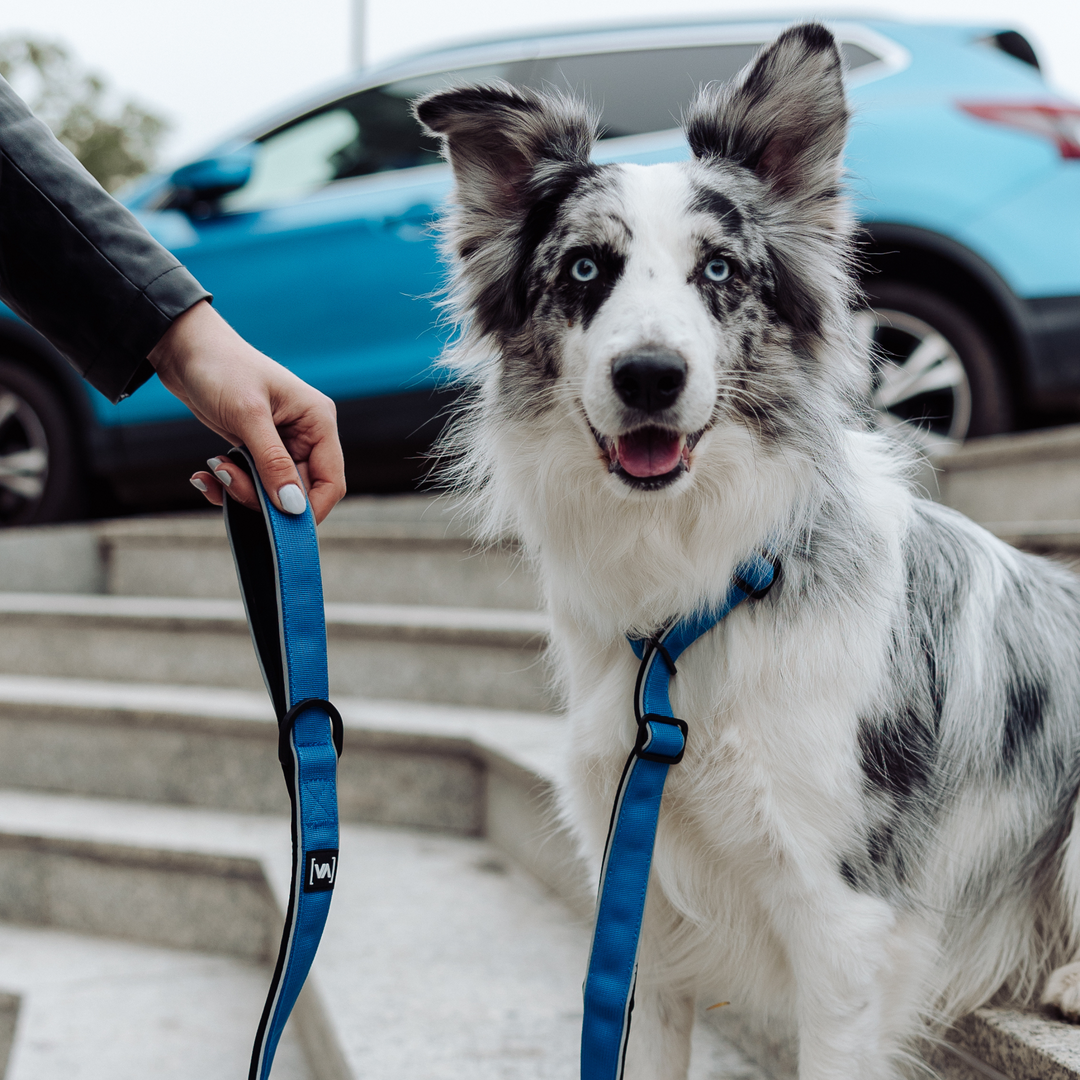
xmin=2 ymin=18 xmax=1078 ymax=524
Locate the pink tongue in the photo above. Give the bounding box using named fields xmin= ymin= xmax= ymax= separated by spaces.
xmin=616 ymin=428 xmax=683 ymax=478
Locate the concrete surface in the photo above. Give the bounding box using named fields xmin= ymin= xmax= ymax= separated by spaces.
xmin=0 ymin=924 xmax=309 ymax=1080
xmin=0 ymin=494 xmax=541 ymax=609
xmin=0 ymin=787 xmax=762 ymax=1080
xmin=0 ymin=594 xmax=552 ymax=709
xmin=0 ymin=675 xmax=560 ymax=833
xmin=933 ymin=424 xmax=1080 ymax=525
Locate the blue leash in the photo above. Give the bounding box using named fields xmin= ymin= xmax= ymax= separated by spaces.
xmin=580 ymin=551 xmax=779 ymax=1080
xmin=223 ymin=447 xmax=343 ymax=1080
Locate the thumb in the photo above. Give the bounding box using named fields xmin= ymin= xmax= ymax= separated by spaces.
xmin=241 ymin=418 xmax=308 ymax=516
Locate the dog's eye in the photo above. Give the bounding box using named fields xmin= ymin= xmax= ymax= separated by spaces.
xmin=704 ymin=258 xmax=732 ymax=283
xmin=571 ymin=258 xmax=600 ymax=282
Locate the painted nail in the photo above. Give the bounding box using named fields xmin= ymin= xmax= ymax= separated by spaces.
xmin=278 ymin=484 xmax=307 ymax=515
xmin=207 ymin=457 xmax=223 ymax=470
xmin=214 ymin=469 xmax=233 ymax=488
xmin=189 ymin=477 xmax=208 ymax=492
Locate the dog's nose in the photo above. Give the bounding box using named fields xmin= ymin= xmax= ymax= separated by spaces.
xmin=611 ymin=350 xmax=687 ymax=413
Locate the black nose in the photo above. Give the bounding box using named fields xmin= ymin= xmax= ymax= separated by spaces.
xmin=611 ymin=349 xmax=687 ymax=413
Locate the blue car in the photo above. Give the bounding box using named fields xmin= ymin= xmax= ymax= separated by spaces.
xmin=2 ymin=17 xmax=1079 ymax=524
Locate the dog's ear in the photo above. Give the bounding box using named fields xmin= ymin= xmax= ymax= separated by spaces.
xmin=414 ymin=83 xmax=596 ymax=219
xmin=685 ymin=23 xmax=848 ymax=201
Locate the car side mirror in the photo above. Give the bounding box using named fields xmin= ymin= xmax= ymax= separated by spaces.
xmin=168 ymin=147 xmax=254 ymax=213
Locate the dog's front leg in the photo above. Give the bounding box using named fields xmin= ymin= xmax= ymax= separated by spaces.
xmin=784 ymin=894 xmax=903 ymax=1080
xmin=622 ymin=983 xmax=695 ymax=1080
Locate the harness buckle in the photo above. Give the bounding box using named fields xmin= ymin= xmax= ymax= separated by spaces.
xmin=635 ymin=714 xmax=688 ymax=764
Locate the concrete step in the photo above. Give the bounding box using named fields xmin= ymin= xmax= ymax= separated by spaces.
xmin=0 ymin=674 xmax=560 ymax=835
xmin=0 ymin=594 xmax=552 ymax=711
xmin=99 ymin=514 xmax=540 ymax=609
xmin=932 ymin=423 xmax=1080 ymax=525
xmin=0 ymin=494 xmax=541 ymax=610
xmin=0 ymin=789 xmax=762 ymax=1080
xmin=981 ymin=520 xmax=1080 ymax=571
xmin=0 ymin=925 xmax=309 ymax=1080
xmin=0 ymin=691 xmax=1067 ymax=1078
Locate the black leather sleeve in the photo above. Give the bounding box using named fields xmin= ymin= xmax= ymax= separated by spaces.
xmin=0 ymin=77 xmax=211 ymax=403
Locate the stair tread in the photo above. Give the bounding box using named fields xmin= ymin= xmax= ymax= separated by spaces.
xmin=0 ymin=788 xmax=761 ymax=1080
xmin=0 ymin=675 xmax=565 ymax=784
xmin=0 ymin=592 xmax=549 ymax=632
xmin=0 ymin=923 xmax=310 ymax=1080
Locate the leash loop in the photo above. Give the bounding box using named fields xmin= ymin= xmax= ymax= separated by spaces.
xmin=580 ymin=550 xmax=779 ymax=1080
xmin=222 ymin=447 xmax=341 ymax=1080
xmin=279 ymin=697 xmax=344 ymax=768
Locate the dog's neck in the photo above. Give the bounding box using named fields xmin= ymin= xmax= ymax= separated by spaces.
xmin=461 ymin=412 xmax=911 ymax=642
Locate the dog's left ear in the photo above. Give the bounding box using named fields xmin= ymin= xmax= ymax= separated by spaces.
xmin=685 ymin=23 xmax=848 ymax=203
xmin=415 ymin=84 xmax=596 ymax=222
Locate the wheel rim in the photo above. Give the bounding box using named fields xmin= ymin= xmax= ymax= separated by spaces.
xmin=854 ymin=307 xmax=973 ymax=449
xmin=0 ymin=387 xmax=49 ymax=524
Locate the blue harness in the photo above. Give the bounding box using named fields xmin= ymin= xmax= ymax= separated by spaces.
xmin=580 ymin=551 xmax=779 ymax=1080
xmin=222 ymin=448 xmax=343 ymax=1080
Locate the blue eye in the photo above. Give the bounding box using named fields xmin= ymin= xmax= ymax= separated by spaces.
xmin=571 ymin=257 xmax=599 ymax=282
xmin=704 ymin=258 xmax=732 ymax=283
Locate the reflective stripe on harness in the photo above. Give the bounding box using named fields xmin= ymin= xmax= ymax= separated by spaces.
xmin=580 ymin=551 xmax=779 ymax=1080
xmin=222 ymin=447 xmax=342 ymax=1080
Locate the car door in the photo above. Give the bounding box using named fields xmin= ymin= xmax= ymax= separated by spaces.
xmin=157 ymin=83 xmax=453 ymax=411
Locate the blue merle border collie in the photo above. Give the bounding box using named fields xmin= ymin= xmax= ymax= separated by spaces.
xmin=417 ymin=23 xmax=1080 ymax=1079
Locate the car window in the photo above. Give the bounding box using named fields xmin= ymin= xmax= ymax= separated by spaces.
xmin=222 ymin=109 xmax=362 ymax=212
xmin=218 ymin=39 xmax=881 ymax=211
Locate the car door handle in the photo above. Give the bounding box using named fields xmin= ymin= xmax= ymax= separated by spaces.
xmin=383 ymin=203 xmax=435 ymax=228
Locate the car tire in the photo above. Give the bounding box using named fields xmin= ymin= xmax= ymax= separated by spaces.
xmin=858 ymin=281 xmax=1013 ymax=446
xmin=0 ymin=359 xmax=84 ymax=526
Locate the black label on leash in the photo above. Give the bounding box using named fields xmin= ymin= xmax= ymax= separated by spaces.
xmin=304 ymin=849 xmax=338 ymax=892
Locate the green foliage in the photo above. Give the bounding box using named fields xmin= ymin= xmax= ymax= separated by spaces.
xmin=0 ymin=36 xmax=169 ymax=192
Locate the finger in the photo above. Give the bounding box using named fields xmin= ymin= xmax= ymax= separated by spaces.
xmin=189 ymin=470 xmax=224 ymax=508
xmin=299 ymin=418 xmax=347 ymax=525
xmin=233 ymin=415 xmax=308 ymax=516
xmin=205 ymin=457 xmax=261 ymax=513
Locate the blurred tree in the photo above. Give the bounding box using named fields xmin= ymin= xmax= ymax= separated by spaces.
xmin=0 ymin=36 xmax=169 ymax=192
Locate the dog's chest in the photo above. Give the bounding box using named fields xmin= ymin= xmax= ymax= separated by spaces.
xmin=562 ymin=608 xmax=881 ymax=877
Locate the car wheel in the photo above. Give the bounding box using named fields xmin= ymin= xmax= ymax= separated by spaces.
xmin=0 ymin=360 xmax=84 ymax=526
xmin=856 ymin=281 xmax=1013 ymax=448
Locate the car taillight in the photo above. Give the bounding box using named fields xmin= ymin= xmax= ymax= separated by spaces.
xmin=959 ymin=102 xmax=1080 ymax=159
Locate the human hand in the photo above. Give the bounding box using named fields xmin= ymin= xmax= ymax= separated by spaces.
xmin=148 ymin=300 xmax=346 ymax=524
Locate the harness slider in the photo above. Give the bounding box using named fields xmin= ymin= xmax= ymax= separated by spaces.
xmin=635 ymin=714 xmax=688 ymax=764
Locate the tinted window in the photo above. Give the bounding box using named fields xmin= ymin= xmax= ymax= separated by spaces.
xmin=515 ymin=45 xmax=764 ymax=137
xmin=220 ymin=39 xmax=880 ymax=210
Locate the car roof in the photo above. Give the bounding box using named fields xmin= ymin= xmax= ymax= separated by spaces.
xmin=169 ymin=14 xmax=1031 ymax=169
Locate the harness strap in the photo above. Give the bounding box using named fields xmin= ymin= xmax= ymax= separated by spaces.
xmin=222 ymin=447 xmax=342 ymax=1080
xmin=580 ymin=551 xmax=779 ymax=1080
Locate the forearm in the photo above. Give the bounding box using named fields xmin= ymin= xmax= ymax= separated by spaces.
xmin=0 ymin=76 xmax=209 ymax=402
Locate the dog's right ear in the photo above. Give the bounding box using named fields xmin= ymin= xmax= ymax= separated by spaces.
xmin=414 ymin=84 xmax=596 ymax=221
xmin=685 ymin=23 xmax=849 ymax=205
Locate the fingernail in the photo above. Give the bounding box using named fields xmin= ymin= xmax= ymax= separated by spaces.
xmin=278 ymin=484 xmax=307 ymax=515
xmin=214 ymin=469 xmax=233 ymax=488
xmin=207 ymin=457 xmax=223 ymax=470
xmin=190 ymin=477 xmax=208 ymax=492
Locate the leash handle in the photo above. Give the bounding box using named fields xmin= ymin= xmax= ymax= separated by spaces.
xmin=580 ymin=552 xmax=778 ymax=1080
xmin=222 ymin=447 xmax=342 ymax=1080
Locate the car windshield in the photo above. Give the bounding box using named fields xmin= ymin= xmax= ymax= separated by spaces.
xmin=220 ymin=39 xmax=881 ymax=212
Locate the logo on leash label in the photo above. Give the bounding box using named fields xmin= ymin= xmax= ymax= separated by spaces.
xmin=304 ymin=849 xmax=338 ymax=892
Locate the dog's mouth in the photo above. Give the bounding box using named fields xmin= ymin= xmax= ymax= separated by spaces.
xmin=591 ymin=425 xmax=702 ymax=490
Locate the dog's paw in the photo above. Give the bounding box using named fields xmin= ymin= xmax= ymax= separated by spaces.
xmin=1042 ymin=962 xmax=1080 ymax=1021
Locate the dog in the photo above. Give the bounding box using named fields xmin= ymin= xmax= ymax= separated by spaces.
xmin=416 ymin=24 xmax=1080 ymax=1078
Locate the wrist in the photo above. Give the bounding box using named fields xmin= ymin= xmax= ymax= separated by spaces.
xmin=148 ymin=299 xmax=217 ymax=377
